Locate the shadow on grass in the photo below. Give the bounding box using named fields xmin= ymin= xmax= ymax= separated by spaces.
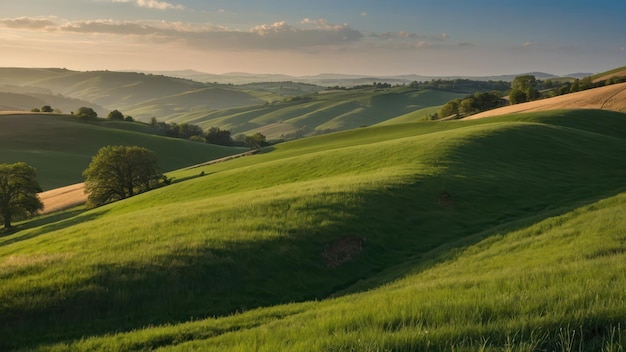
xmin=2 ymin=120 xmax=626 ymax=349
xmin=0 ymin=209 xmax=108 ymax=248
xmin=2 ymin=182 xmax=623 ymax=350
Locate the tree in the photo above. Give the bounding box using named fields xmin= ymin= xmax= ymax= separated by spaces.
xmin=569 ymin=79 xmax=581 ymax=93
xmin=243 ymin=133 xmax=267 ymax=149
xmin=508 ymin=89 xmax=527 ymax=104
xmin=510 ymin=75 xmax=539 ymax=104
xmin=0 ymin=162 xmax=43 ymax=230
xmin=438 ymin=99 xmax=460 ymax=118
xmin=41 ymin=105 xmax=53 ymax=113
xmin=75 ymin=107 xmax=98 ymax=121
xmin=83 ymin=146 xmax=164 ymax=207
xmin=205 ymin=127 xmax=233 ymax=146
xmin=107 ymin=109 xmax=124 ymax=121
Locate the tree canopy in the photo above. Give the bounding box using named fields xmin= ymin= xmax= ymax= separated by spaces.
xmin=75 ymin=106 xmax=98 ymax=121
xmin=509 ymin=75 xmax=540 ymax=104
xmin=205 ymin=127 xmax=233 ymax=146
xmin=107 ymin=109 xmax=124 ymax=121
xmin=83 ymin=146 xmax=164 ymax=207
xmin=0 ymin=162 xmax=43 ymax=230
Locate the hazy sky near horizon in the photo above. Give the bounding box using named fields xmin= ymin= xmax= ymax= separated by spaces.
xmin=1 ymin=0 xmax=625 ymax=76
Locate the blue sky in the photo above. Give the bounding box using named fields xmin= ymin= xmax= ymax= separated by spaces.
xmin=1 ymin=0 xmax=625 ymax=76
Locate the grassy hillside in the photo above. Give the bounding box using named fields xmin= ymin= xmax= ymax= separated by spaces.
xmin=0 ymin=109 xmax=625 ymax=350
xmin=0 ymin=68 xmax=463 ymax=138
xmin=170 ymin=88 xmax=465 ymax=139
xmin=467 ymin=82 xmax=626 ymax=119
xmin=0 ymin=113 xmax=247 ymax=189
xmin=0 ymin=68 xmax=266 ymax=119
xmin=592 ymin=65 xmax=626 ymax=82
xmin=0 ymin=87 xmax=109 ymax=116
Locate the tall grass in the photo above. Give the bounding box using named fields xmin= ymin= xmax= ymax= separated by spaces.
xmin=42 ymin=191 xmax=626 ymax=351
xmin=1 ymin=109 xmax=625 ymax=350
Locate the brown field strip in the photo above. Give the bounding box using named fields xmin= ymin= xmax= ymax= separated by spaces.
xmin=465 ymin=82 xmax=626 ymax=120
xmin=38 ymin=183 xmax=87 ymax=214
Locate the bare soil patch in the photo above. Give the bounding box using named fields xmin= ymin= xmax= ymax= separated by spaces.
xmin=438 ymin=192 xmax=455 ymax=208
xmin=465 ymin=82 xmax=626 ymax=120
xmin=38 ymin=183 xmax=87 ymax=214
xmin=322 ymin=235 xmax=365 ymax=268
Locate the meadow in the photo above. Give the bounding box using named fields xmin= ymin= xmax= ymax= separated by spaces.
xmin=0 ymin=113 xmax=247 ymax=190
xmin=0 ymin=109 xmax=625 ymax=350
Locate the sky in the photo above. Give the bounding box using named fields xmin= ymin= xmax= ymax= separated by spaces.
xmin=1 ymin=0 xmax=625 ymax=76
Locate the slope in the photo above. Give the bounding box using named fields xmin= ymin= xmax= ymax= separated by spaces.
xmin=1 ymin=109 xmax=625 ymax=350
xmin=0 ymin=68 xmax=266 ymax=119
xmin=170 ymin=88 xmax=465 ymax=139
xmin=466 ymin=82 xmax=626 ymax=119
xmin=0 ymin=91 xmax=108 ymax=116
xmin=0 ymin=113 xmax=247 ymax=189
xmin=49 ymin=190 xmax=626 ymax=351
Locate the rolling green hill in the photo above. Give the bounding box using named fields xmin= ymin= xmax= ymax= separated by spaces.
xmin=0 ymin=68 xmax=471 ymax=140
xmin=0 ymin=113 xmax=247 ymax=190
xmin=0 ymin=68 xmax=266 ymax=119
xmin=0 ymin=109 xmax=624 ymax=350
xmin=168 ymin=88 xmax=465 ymax=139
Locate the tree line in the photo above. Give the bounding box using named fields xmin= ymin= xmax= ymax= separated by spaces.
xmin=31 ymin=105 xmax=268 ymax=149
xmin=148 ymin=118 xmax=268 ymax=149
xmin=435 ymin=73 xmax=626 ymax=119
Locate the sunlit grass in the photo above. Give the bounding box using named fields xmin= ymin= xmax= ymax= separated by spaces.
xmin=1 ymin=109 xmax=625 ymax=350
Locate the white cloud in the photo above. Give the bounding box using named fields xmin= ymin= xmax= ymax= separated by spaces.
xmin=112 ymin=0 xmax=184 ymax=11
xmin=523 ymin=41 xmax=532 ymax=47
xmin=0 ymin=16 xmax=58 ymax=30
xmin=0 ymin=17 xmax=363 ymax=51
xmin=300 ymin=18 xmax=347 ymax=31
xmin=361 ymin=12 xmax=368 ymax=17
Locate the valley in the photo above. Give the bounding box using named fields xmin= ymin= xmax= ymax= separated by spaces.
xmin=0 ymin=66 xmax=625 ymax=351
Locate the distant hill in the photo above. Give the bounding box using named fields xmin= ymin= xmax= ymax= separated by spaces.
xmin=167 ymin=87 xmax=466 ymax=140
xmin=145 ymin=69 xmax=588 ymax=86
xmin=0 ymin=67 xmax=606 ymax=141
xmin=0 ymin=91 xmax=107 ymax=115
xmin=0 ymin=68 xmax=266 ymax=119
xmin=0 ymin=112 xmax=246 ymax=189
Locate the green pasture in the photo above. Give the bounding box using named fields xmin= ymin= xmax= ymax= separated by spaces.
xmin=0 ymin=109 xmax=625 ymax=350
xmin=153 ymin=88 xmax=465 ymax=139
xmin=0 ymin=113 xmax=246 ymax=189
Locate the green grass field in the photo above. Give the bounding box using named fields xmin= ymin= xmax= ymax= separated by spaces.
xmin=159 ymin=88 xmax=465 ymax=139
xmin=0 ymin=113 xmax=247 ymax=189
xmin=0 ymin=109 xmax=625 ymax=350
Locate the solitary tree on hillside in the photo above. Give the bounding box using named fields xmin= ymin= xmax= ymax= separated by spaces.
xmin=41 ymin=105 xmax=53 ymax=113
xmin=83 ymin=146 xmax=164 ymax=207
xmin=107 ymin=109 xmax=124 ymax=121
xmin=75 ymin=106 xmax=98 ymax=121
xmin=0 ymin=162 xmax=44 ymax=230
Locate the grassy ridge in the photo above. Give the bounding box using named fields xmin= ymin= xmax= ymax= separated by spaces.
xmin=0 ymin=113 xmax=246 ymax=189
xmin=160 ymin=88 xmax=465 ymax=139
xmin=1 ymin=109 xmax=625 ymax=350
xmin=47 ymin=191 xmax=625 ymax=351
